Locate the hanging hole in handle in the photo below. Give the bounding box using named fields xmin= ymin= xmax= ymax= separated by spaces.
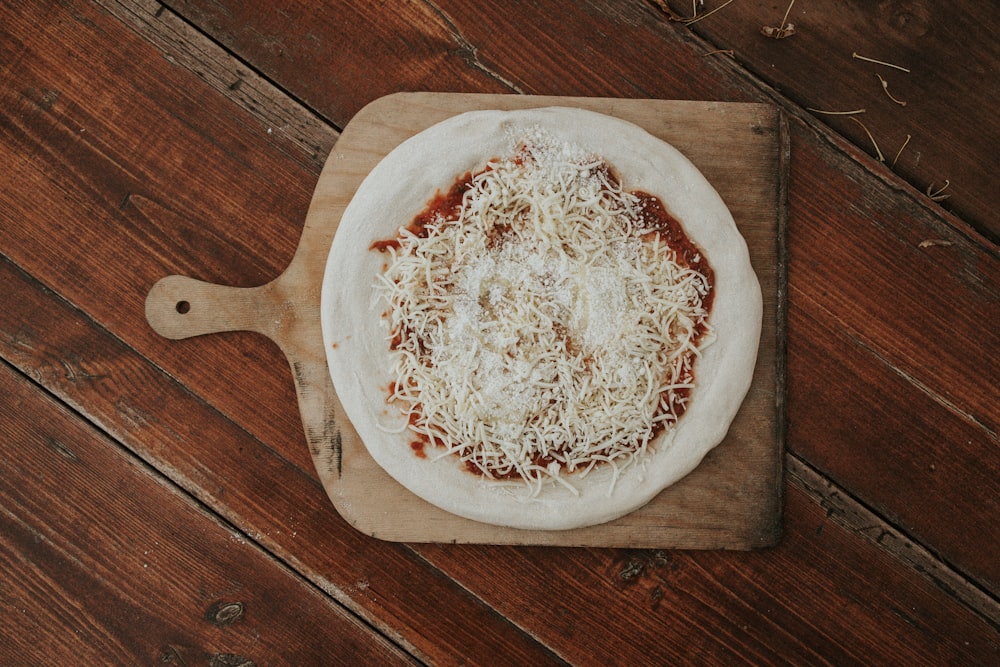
xmin=176 ymin=300 xmax=191 ymax=314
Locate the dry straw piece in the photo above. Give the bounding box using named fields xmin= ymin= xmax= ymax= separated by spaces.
xmin=926 ymin=180 xmax=951 ymax=201
xmin=876 ymin=74 xmax=907 ymax=106
xmin=762 ymin=0 xmax=797 ymax=39
xmin=852 ymin=52 xmax=911 ymax=73
xmin=684 ymin=0 xmax=736 ymax=26
xmin=850 ymin=117 xmax=885 ymax=162
xmin=701 ymin=48 xmax=735 ymax=57
xmin=891 ymin=134 xmax=912 ymax=168
xmin=807 ymin=107 xmax=866 ymax=116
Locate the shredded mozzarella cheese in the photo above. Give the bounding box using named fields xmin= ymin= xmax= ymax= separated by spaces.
xmin=374 ymin=131 xmax=714 ymax=493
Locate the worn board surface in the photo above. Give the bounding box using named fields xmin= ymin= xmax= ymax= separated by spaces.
xmin=146 ymin=92 xmax=787 ymax=548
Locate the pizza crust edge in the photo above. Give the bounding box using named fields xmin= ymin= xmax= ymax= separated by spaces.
xmin=321 ymin=107 xmax=762 ymax=530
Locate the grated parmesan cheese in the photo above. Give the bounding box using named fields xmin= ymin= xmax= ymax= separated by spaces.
xmin=373 ymin=130 xmax=714 ymax=494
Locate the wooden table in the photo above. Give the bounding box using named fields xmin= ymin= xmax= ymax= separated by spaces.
xmin=2 ymin=1 xmax=997 ymax=663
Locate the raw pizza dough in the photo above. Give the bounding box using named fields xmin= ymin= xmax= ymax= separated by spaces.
xmin=321 ymin=107 xmax=762 ymax=530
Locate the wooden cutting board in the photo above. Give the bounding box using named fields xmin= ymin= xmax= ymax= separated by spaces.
xmin=146 ymin=92 xmax=787 ymax=549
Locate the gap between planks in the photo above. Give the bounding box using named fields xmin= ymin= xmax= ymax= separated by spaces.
xmin=0 ymin=345 xmax=425 ymax=663
xmin=787 ymin=453 xmax=1000 ymax=630
xmin=645 ymin=0 xmax=999 ymax=254
xmin=95 ymin=0 xmax=339 ymax=170
xmin=99 ymin=0 xmax=997 ymax=629
xmin=422 ymin=1 xmax=526 ymax=93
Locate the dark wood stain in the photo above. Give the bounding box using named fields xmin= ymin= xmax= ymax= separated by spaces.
xmin=1 ymin=0 xmax=997 ymax=664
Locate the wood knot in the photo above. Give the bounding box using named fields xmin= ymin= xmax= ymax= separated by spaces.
xmin=206 ymin=600 xmax=245 ymax=627
xmin=877 ymin=0 xmax=932 ymax=38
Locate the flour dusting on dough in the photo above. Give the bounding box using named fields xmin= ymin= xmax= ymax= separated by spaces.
xmin=373 ymin=129 xmax=715 ymax=495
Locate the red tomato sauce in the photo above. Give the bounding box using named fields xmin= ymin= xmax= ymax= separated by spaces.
xmin=375 ymin=162 xmax=715 ymax=474
xmin=369 ymin=171 xmax=474 ymax=252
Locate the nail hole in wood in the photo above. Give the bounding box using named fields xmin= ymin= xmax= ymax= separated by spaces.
xmin=176 ymin=300 xmax=191 ymax=314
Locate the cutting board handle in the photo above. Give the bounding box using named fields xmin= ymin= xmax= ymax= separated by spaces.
xmin=145 ymin=275 xmax=278 ymax=340
xmin=146 ymin=270 xmax=342 ymax=487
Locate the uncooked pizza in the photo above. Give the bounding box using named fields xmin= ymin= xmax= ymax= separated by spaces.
xmin=321 ymin=107 xmax=761 ymax=530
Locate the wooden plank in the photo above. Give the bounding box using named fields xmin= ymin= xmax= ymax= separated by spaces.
xmin=99 ymin=0 xmax=335 ymax=173
xmin=787 ymin=454 xmax=1000 ymax=629
xmin=1 ymin=0 xmax=318 ymax=474
xmin=790 ymin=298 xmax=1000 ymax=587
xmin=106 ymin=0 xmax=999 ymax=588
xmin=159 ymin=0 xmax=515 ymax=121
xmin=200 ymin=92 xmax=783 ymax=548
xmin=161 ymin=0 xmax=1000 ymax=247
xmin=0 ymin=360 xmax=417 ymax=665
xmin=3 ymin=251 xmax=997 ymax=662
xmin=160 ymin=0 xmax=742 ymax=122
xmin=783 ymin=119 xmax=1000 ymax=593
xmin=657 ymin=0 xmax=1000 ymax=243
xmin=159 ymin=0 xmax=1000 ymax=245
xmin=0 ymin=256 xmax=567 ymax=666
xmin=2 ymin=0 xmax=998 ymax=662
xmin=413 ymin=480 xmax=999 ymax=664
xmin=0 ymin=4 xmax=572 ymax=665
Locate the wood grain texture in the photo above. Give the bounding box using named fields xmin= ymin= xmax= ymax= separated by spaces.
xmin=3 ymin=0 xmax=999 ymax=663
xmin=1 ymin=0 xmax=315 ymax=473
xmin=162 ymin=0 xmax=517 ymax=120
xmin=151 ymin=0 xmax=998 ymax=589
xmin=0 ymin=4 xmax=567 ymax=664
xmin=0 ymin=256 xmax=566 ymax=666
xmin=414 ymin=482 xmax=998 ymax=665
xmin=787 ymin=454 xmax=1000 ymax=629
xmin=783 ymin=117 xmax=1000 ymax=593
xmin=660 ymin=0 xmax=1000 ymax=243
xmin=99 ymin=0 xmax=336 ymax=173
xmin=248 ymin=92 xmax=786 ymax=547
xmin=0 ymin=360 xmax=416 ymax=666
